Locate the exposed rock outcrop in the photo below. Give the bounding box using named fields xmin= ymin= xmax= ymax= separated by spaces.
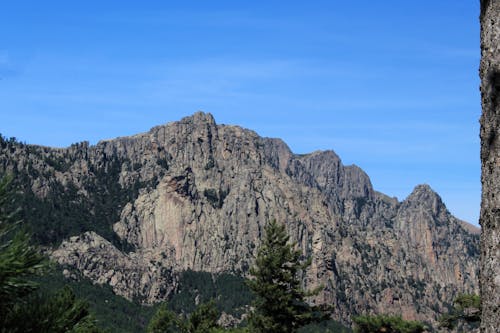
xmin=0 ymin=112 xmax=480 ymax=328
xmin=52 ymin=231 xmax=177 ymax=302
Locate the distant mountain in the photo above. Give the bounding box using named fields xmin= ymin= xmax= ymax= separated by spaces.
xmin=0 ymin=112 xmax=479 ymax=328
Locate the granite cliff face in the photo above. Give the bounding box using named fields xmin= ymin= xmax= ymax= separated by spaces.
xmin=0 ymin=112 xmax=479 ymax=326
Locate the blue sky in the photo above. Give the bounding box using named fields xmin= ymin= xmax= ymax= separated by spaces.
xmin=0 ymin=1 xmax=481 ymax=225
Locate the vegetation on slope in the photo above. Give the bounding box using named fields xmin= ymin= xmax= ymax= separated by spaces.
xmin=0 ymin=175 xmax=104 ymax=332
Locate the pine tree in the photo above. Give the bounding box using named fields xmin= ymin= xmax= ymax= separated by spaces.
xmin=0 ymin=175 xmax=46 ymax=322
xmin=0 ymin=175 xmax=104 ymax=332
xmin=5 ymin=286 xmax=103 ymax=333
xmin=247 ymin=220 xmax=329 ymax=333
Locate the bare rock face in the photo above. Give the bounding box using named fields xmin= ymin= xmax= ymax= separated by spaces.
xmin=479 ymin=1 xmax=500 ymax=332
xmin=52 ymin=231 xmax=177 ymax=303
xmin=0 ymin=112 xmax=480 ymax=328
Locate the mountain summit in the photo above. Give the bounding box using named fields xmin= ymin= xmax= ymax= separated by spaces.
xmin=0 ymin=112 xmax=479 ymax=327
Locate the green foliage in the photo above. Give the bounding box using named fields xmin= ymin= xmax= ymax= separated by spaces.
xmin=36 ymin=268 xmax=157 ymax=333
xmin=14 ymin=179 xmax=97 ymax=246
xmin=0 ymin=175 xmax=46 ymax=321
xmin=85 ymin=155 xmax=148 ymax=250
xmin=36 ymin=265 xmax=254 ymax=333
xmin=298 ymin=320 xmax=352 ymax=333
xmin=148 ymin=300 xmax=221 ymax=333
xmin=214 ymin=273 xmax=254 ymax=316
xmin=0 ymin=230 xmax=46 ymax=308
xmin=187 ymin=300 xmax=220 ymax=333
xmin=147 ymin=266 xmax=349 ymax=333
xmin=352 ymin=315 xmax=426 ymax=333
xmin=43 ymin=155 xmax=72 ymax=173
xmin=169 ymin=270 xmax=253 ymax=317
xmin=209 ymin=328 xmax=249 ymax=333
xmin=0 ymin=174 xmax=17 ymax=223
xmin=147 ymin=304 xmax=182 ymax=333
xmin=3 ymin=286 xmax=103 ymax=333
xmin=438 ymin=294 xmax=481 ymax=330
xmin=20 ymin=176 xmax=137 ymax=251
xmin=0 ymin=174 xmax=106 ymax=332
xmin=247 ymin=220 xmax=330 ymax=333
xmin=169 ymin=270 xmax=215 ymax=314
xmin=1 ymin=146 xmax=147 ymax=249
xmin=453 ymin=294 xmax=480 ymax=312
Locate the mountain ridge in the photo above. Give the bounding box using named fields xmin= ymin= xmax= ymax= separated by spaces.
xmin=106 ymin=112 xmax=478 ymax=231
xmin=0 ymin=111 xmax=479 ymax=328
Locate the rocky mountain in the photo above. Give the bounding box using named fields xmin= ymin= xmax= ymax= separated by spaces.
xmin=0 ymin=112 xmax=479 ymax=327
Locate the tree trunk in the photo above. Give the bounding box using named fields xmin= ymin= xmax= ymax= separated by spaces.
xmin=479 ymin=1 xmax=500 ymax=332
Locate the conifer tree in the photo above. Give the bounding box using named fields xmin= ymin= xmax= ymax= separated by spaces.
xmin=0 ymin=175 xmax=103 ymax=332
xmin=0 ymin=175 xmax=46 ymax=322
xmin=5 ymin=286 xmax=102 ymax=333
xmin=247 ymin=220 xmax=329 ymax=333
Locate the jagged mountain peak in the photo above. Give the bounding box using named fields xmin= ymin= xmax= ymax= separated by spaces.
xmin=300 ymin=149 xmax=341 ymax=160
xmin=0 ymin=112 xmax=479 ymax=329
xmin=402 ymin=184 xmax=480 ymax=234
xmin=179 ymin=110 xmax=216 ymax=126
xmin=291 ymin=151 xmax=375 ymax=206
xmin=408 ymin=183 xmax=439 ymax=198
xmin=401 ymin=183 xmax=445 ymax=216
